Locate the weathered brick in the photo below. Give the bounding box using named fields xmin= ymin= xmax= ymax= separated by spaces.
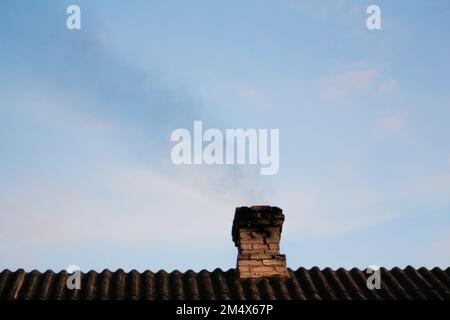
xmin=240 ymin=250 xmax=264 ymax=255
xmin=265 ymin=226 xmax=281 ymax=233
xmin=239 ymin=243 xmax=252 ymax=250
xmin=238 ymin=259 xmax=264 ymax=267
xmin=268 ymin=243 xmax=280 ymax=250
xmin=252 ymin=244 xmax=269 ymax=250
xmin=251 ymin=266 xmax=277 ymax=273
xmin=262 ymin=259 xmax=286 ymax=266
xmin=275 ymin=266 xmax=288 ymax=273
xmin=240 ymin=238 xmax=264 ymax=245
xmin=239 ymin=231 xmax=253 ymax=239
xmin=251 ymin=231 xmax=263 ymax=238
xmin=237 ymin=260 xmax=251 ymax=266
xmin=238 ymin=265 xmax=251 ymax=272
xmin=263 ymin=250 xmax=280 ymax=255
xmin=247 ymin=253 xmax=272 ymax=260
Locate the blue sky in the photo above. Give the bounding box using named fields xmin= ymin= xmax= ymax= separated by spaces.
xmin=0 ymin=0 xmax=449 ymax=272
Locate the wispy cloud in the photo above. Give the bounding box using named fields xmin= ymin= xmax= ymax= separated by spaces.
xmin=276 ymin=179 xmax=397 ymax=238
xmin=288 ymin=0 xmax=362 ymax=24
xmin=324 ymin=68 xmax=378 ymax=102
xmin=0 ymin=165 xmax=245 ymax=270
xmin=373 ymin=114 xmax=405 ymax=136
xmin=379 ymin=79 xmax=398 ymax=95
xmin=238 ymin=86 xmax=268 ymax=111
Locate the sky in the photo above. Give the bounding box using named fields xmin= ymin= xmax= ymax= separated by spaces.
xmin=0 ymin=0 xmax=449 ymax=272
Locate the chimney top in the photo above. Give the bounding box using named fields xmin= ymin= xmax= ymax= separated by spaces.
xmin=232 ymin=206 xmax=284 ymax=245
xmin=232 ymin=206 xmax=288 ymax=278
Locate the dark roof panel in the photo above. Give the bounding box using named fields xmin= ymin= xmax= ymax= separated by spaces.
xmin=0 ymin=267 xmax=448 ymax=300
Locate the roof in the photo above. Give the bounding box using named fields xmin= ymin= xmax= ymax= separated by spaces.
xmin=1 ymin=266 xmax=449 ymax=300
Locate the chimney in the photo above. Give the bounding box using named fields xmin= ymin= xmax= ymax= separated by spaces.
xmin=232 ymin=206 xmax=288 ymax=278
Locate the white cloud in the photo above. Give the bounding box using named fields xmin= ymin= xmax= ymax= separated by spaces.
xmin=415 ymin=233 xmax=450 ymax=267
xmin=288 ymin=0 xmax=361 ymax=24
xmin=2 ymin=159 xmax=449 ymax=269
xmin=379 ymin=79 xmax=398 ymax=95
xmin=275 ymin=180 xmax=397 ymax=238
xmin=0 ymin=167 xmax=234 ymax=248
xmin=324 ymin=68 xmax=378 ymax=102
xmin=437 ymin=173 xmax=450 ymax=187
xmin=373 ymin=114 xmax=405 ymax=136
xmin=238 ymin=87 xmax=268 ymax=110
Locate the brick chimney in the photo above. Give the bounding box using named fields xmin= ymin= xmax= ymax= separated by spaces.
xmin=232 ymin=206 xmax=288 ymax=278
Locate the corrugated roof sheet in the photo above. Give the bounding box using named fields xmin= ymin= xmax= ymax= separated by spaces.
xmin=0 ymin=266 xmax=448 ymax=300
